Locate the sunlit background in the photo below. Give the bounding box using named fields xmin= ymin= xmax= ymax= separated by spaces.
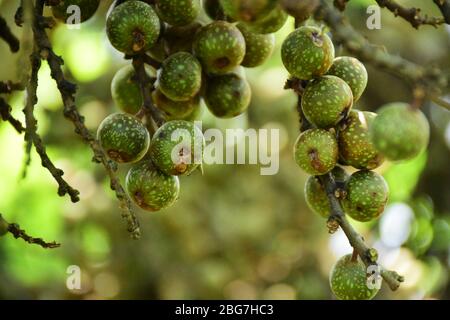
xmin=0 ymin=0 xmax=449 ymax=299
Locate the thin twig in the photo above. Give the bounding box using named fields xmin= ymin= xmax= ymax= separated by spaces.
xmin=0 ymin=97 xmax=25 ymax=133
xmin=29 ymin=0 xmax=140 ymax=238
xmin=0 ymin=214 xmax=60 ymax=249
xmin=132 ymin=54 xmax=165 ymax=127
xmin=375 ymin=0 xmax=446 ymax=28
xmin=0 ymin=16 xmax=20 ymax=52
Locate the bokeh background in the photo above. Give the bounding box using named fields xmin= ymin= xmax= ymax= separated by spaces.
xmin=0 ymin=0 xmax=449 ymax=299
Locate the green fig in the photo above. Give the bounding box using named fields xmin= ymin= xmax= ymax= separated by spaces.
xmin=281 ymin=26 xmax=335 ymax=80
xmin=237 ymin=24 xmax=275 ymax=68
xmin=342 ymin=170 xmax=389 ymax=222
xmin=370 ymin=103 xmax=430 ymax=161
xmin=126 ymin=161 xmax=180 ymax=212
xmin=154 ymin=0 xmax=200 ymax=26
xmin=153 ymin=88 xmax=201 ymax=120
xmin=302 ymin=75 xmax=353 ymax=128
xmin=328 ymin=56 xmax=368 ymax=102
xmin=330 ymin=254 xmax=380 ymax=300
xmin=293 ymin=129 xmax=338 ymax=175
xmin=97 ymin=113 xmax=150 ymax=163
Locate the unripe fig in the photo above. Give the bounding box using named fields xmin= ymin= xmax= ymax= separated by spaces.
xmin=193 ymin=21 xmax=246 ymax=74
xmin=281 ymin=26 xmax=335 ymax=80
xmin=237 ymin=24 xmax=275 ymax=68
xmin=126 ymin=161 xmax=180 ymax=212
xmin=370 ymin=103 xmax=430 ymax=161
xmin=220 ymin=0 xmax=277 ymax=22
xmin=302 ymin=75 xmax=353 ymax=128
xmin=111 ymin=65 xmax=155 ymax=114
xmin=328 ymin=56 xmax=368 ymax=102
xmin=242 ymin=5 xmax=288 ymax=34
xmin=155 ymin=0 xmax=200 ymax=26
xmin=330 ymin=254 xmax=380 ymax=300
xmin=293 ymin=129 xmax=338 ymax=175
xmin=97 ymin=113 xmax=150 ymax=163
xmin=305 ymin=167 xmax=349 ymax=218
xmin=159 ymin=52 xmax=202 ymax=102
xmin=342 ymin=170 xmax=389 ymax=222
xmin=280 ymin=0 xmax=318 ymax=24
xmin=52 ymin=0 xmax=100 ymax=23
xmin=150 ymin=120 xmax=205 ymax=176
xmin=153 ymin=88 xmax=201 ymax=121
xmin=106 ymin=1 xmax=160 ymax=55
xmin=338 ymin=110 xmax=384 ymax=170
xmin=204 ymin=72 xmax=251 ymax=118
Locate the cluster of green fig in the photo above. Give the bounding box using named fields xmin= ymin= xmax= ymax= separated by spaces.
xmin=106 ymin=0 xmax=289 ymax=119
xmin=283 ymin=25 xmax=430 ymax=299
xmin=100 ymin=0 xmax=291 ymax=211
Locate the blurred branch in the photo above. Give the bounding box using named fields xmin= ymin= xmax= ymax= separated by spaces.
xmin=26 ymin=0 xmax=141 ymax=238
xmin=0 ymin=214 xmax=60 ymax=249
xmin=315 ymin=0 xmax=448 ymax=97
xmin=375 ymin=0 xmax=446 ymax=28
xmin=0 ymin=16 xmax=20 ymax=52
xmin=132 ymin=54 xmax=165 ymax=127
xmin=0 ymin=80 xmax=24 ymax=93
xmin=0 ymin=97 xmax=25 ymax=133
xmin=431 ymin=95 xmax=450 ymax=110
xmin=434 ymin=0 xmax=450 ymax=24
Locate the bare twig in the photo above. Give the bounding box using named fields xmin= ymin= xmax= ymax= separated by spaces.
xmin=132 ymin=55 xmax=165 ymax=127
xmin=0 ymin=81 xmax=24 ymax=94
xmin=375 ymin=0 xmax=446 ymax=28
xmin=0 ymin=16 xmax=20 ymax=52
xmin=0 ymin=97 xmax=25 ymax=133
xmin=0 ymin=214 xmax=60 ymax=249
xmin=315 ymin=1 xmax=448 ymax=97
xmin=28 ymin=0 xmax=140 ymax=238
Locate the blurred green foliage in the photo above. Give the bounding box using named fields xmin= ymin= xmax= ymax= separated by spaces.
xmin=0 ymin=0 xmax=449 ymax=299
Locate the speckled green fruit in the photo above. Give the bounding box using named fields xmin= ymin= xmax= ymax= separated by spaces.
xmin=155 ymin=0 xmax=200 ymax=26
xmin=328 ymin=57 xmax=368 ymax=102
xmin=330 ymin=254 xmax=379 ymax=300
xmin=242 ymin=5 xmax=287 ymax=34
xmin=193 ymin=21 xmax=246 ymax=74
xmin=0 ymin=215 xmax=9 ymax=236
xmin=204 ymin=0 xmax=231 ymax=21
xmin=97 ymin=113 xmax=150 ymax=163
xmin=305 ymin=167 xmax=349 ymax=218
xmin=342 ymin=170 xmax=389 ymax=222
xmin=302 ymin=75 xmax=353 ymax=128
xmin=159 ymin=52 xmax=202 ymax=102
xmin=237 ymin=24 xmax=275 ymax=68
xmin=150 ymin=120 xmax=205 ymax=175
xmin=370 ymin=103 xmax=430 ymax=161
xmin=281 ymin=26 xmax=335 ymax=80
xmin=126 ymin=161 xmax=180 ymax=212
xmin=338 ymin=110 xmax=384 ymax=170
xmin=52 ymin=0 xmax=100 ymax=23
xmin=153 ymin=88 xmax=201 ymax=120
xmin=111 ymin=65 xmax=155 ymax=114
xmin=204 ymin=72 xmax=251 ymax=118
xmin=107 ymin=1 xmax=160 ymax=55
xmin=293 ymin=129 xmax=338 ymax=175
